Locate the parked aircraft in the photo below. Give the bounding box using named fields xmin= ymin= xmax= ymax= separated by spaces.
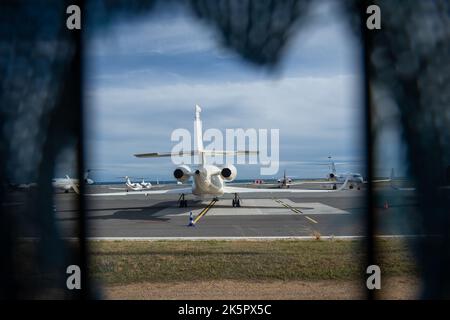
xmin=53 ymin=170 xmax=94 ymax=193
xmin=91 ymin=105 xmax=349 ymax=207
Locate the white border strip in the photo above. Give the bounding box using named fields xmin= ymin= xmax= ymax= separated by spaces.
xmin=14 ymin=235 xmax=427 ymax=242
xmin=87 ymin=235 xmax=424 ymax=241
xmin=84 ymin=235 xmax=427 ymax=241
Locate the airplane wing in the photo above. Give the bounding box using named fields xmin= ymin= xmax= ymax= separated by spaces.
xmin=202 ymin=150 xmax=259 ymax=156
xmin=134 ymin=151 xmax=196 ymax=158
xmin=289 ymin=180 xmax=334 ymax=185
xmin=135 ymin=150 xmax=258 ymax=158
xmin=367 ymin=179 xmax=391 ymax=183
xmin=240 ymin=182 xmax=281 ymax=187
xmin=86 ymin=187 xmax=192 ymax=197
xmin=223 ymin=178 xmax=349 ymax=193
xmin=294 ymin=179 xmax=390 ymax=185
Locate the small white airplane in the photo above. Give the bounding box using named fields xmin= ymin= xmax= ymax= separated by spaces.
xmin=90 ymin=105 xmax=349 ymax=207
xmin=110 ymin=176 xmax=153 ymax=191
xmin=277 ymin=170 xmax=293 ymax=188
xmin=325 ymin=159 xmax=364 ymax=190
xmin=125 ymin=176 xmax=152 ymax=190
xmin=124 ymin=176 xmax=145 ymax=191
xmin=320 ymin=157 xmax=391 ymax=190
xmin=249 ymin=170 xmax=295 ymax=188
xmin=53 ymin=170 xmax=94 ymax=193
xmin=139 ymin=178 xmax=152 ymax=189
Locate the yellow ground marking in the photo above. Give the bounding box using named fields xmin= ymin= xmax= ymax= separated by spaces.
xmin=193 ymin=199 xmax=217 ymax=224
xmin=273 ymin=199 xmax=318 ymax=224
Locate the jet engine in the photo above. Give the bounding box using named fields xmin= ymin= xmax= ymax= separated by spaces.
xmin=220 ymin=164 xmax=237 ymax=181
xmin=173 ymin=165 xmax=192 ymax=182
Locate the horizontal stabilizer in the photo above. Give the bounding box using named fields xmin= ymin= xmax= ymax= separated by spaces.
xmin=202 ymin=150 xmax=259 ymax=156
xmin=134 ymin=151 xmax=197 ymax=158
xmin=134 ymin=150 xmax=258 ymax=158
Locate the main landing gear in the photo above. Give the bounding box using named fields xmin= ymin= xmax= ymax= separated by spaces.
xmin=178 ymin=193 xmax=188 ymax=207
xmin=232 ymin=193 xmax=241 ymax=207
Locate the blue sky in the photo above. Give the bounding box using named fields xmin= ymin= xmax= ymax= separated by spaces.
xmin=84 ymin=1 xmax=368 ymax=182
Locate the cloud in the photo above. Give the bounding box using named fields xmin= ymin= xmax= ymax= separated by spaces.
xmin=84 ymin=1 xmax=364 ymax=180
xmin=86 ymin=74 xmax=363 ymax=178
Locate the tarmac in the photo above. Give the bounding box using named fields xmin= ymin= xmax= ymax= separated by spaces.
xmin=45 ymin=183 xmax=421 ymax=238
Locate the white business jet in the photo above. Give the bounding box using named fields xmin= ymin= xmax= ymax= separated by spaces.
xmin=318 ymin=157 xmax=391 ymax=190
xmin=124 ymin=176 xmax=144 ymax=191
xmin=139 ymin=178 xmax=152 ymax=189
xmin=53 ymin=170 xmax=94 ymax=193
xmin=91 ymin=105 xmax=349 ymax=207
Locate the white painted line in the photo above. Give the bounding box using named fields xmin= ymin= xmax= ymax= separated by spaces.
xmin=86 ymin=235 xmax=429 ymax=241
xmin=15 ymin=234 xmax=430 ymax=242
xmin=304 ymin=216 xmax=318 ymax=224
xmin=155 ymin=199 xmax=349 ymax=216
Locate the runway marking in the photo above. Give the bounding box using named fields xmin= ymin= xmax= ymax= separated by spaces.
xmin=193 ymin=199 xmax=217 ymax=224
xmin=273 ymin=198 xmax=318 ymax=224
xmin=304 ymin=216 xmax=318 ymax=224
xmin=156 ymin=199 xmax=348 ymax=216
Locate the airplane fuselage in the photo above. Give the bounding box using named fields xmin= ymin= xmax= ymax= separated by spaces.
xmin=334 ymin=173 xmax=363 ymax=184
xmin=52 ymin=178 xmax=76 ymax=190
xmin=191 ymin=165 xmax=226 ymax=197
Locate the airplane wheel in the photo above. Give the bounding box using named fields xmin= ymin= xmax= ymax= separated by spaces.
xmin=64 ymin=190 xmax=69 ymax=193
xmin=236 ymin=199 xmax=241 ymax=207
xmin=349 ymin=185 xmax=354 ymax=189
xmin=183 ymin=200 xmax=188 ymax=207
xmin=333 ymin=185 xmax=337 ymax=190
xmin=232 ymin=199 xmax=235 ymax=207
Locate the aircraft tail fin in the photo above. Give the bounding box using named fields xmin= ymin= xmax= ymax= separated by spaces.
xmin=65 ymin=175 xmax=79 ymax=194
xmin=389 ymin=168 xmax=398 ymax=189
xmin=194 ymin=104 xmax=203 ymax=152
xmin=134 ymin=105 xmax=258 ymax=164
xmin=328 ymin=156 xmax=337 ymax=174
xmin=331 ymin=161 xmax=336 ymax=174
